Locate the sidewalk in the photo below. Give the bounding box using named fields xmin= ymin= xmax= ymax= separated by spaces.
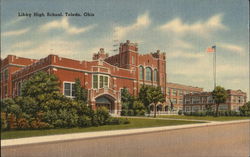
xmin=1 ymin=119 xmax=249 ymax=147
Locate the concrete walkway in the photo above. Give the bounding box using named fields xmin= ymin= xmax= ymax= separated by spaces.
xmin=1 ymin=119 xmax=249 ymax=147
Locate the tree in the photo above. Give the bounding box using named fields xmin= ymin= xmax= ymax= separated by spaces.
xmin=1 ymin=98 xmax=21 ymax=129
xmin=212 ymin=86 xmax=227 ymax=117
xmin=138 ymin=85 xmax=151 ymax=113
xmin=239 ymin=101 xmax=250 ymax=116
xmin=74 ymin=78 xmax=88 ymax=103
xmin=147 ymin=86 xmax=165 ymax=118
xmin=121 ymin=88 xmax=134 ymax=110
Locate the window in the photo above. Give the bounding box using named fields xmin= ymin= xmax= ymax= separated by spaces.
xmin=167 ymin=88 xmax=171 ymax=96
xmin=64 ymin=82 xmax=75 ymax=97
xmin=4 ymin=69 xmax=8 ymax=81
xmin=104 ymin=76 xmax=108 ymax=87
xmin=100 ymin=76 xmax=104 ymax=88
xmin=4 ymin=85 xmax=8 ymax=96
xmin=171 ymin=98 xmax=177 ymax=104
xmin=185 ymin=97 xmax=191 ymax=104
xmin=179 ymin=90 xmax=183 ymax=96
xmin=17 ymin=82 xmax=22 ymax=96
xmin=192 ymin=106 xmax=200 ymax=112
xmin=153 ymin=69 xmax=158 ymax=82
xmin=139 ymin=66 xmax=144 ymax=80
xmin=192 ymin=97 xmax=200 ymax=104
xmin=207 ymin=96 xmax=214 ymax=103
xmin=93 ymin=75 xmax=98 ymax=89
xmin=179 ymin=99 xmax=183 ymax=104
xmin=172 ymin=89 xmax=177 ymax=96
xmin=93 ymin=74 xmax=109 ymax=89
xmin=132 ymin=56 xmax=135 ymax=64
xmin=146 ymin=67 xmax=152 ymax=81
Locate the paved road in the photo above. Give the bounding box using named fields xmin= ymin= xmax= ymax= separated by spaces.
xmin=2 ymin=122 xmax=249 ymax=157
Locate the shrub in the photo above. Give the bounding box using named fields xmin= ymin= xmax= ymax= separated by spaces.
xmin=17 ymin=118 xmax=30 ymax=129
xmin=30 ymin=120 xmax=50 ymax=129
xmin=178 ymin=110 xmax=183 ymax=115
xmin=1 ymin=112 xmax=7 ymax=130
xmin=121 ymin=110 xmax=128 ymax=116
xmin=184 ymin=112 xmax=191 ymax=116
xmin=127 ymin=109 xmax=134 ymax=116
xmin=95 ymin=107 xmax=110 ymax=125
xmin=136 ymin=110 xmax=146 ymax=116
xmin=78 ymin=115 xmax=92 ymax=127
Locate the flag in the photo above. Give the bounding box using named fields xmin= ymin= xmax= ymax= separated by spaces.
xmin=207 ymin=45 xmax=216 ymax=53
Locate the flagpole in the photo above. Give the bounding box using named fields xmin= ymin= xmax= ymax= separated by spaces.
xmin=214 ymin=47 xmax=216 ymax=89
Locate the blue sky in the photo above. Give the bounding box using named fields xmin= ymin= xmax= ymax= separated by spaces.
xmin=1 ymin=0 xmax=249 ymax=98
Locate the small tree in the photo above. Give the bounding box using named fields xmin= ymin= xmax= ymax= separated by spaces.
xmin=239 ymin=101 xmax=250 ymax=116
xmin=121 ymin=88 xmax=134 ymax=111
xmin=138 ymin=85 xmax=151 ymax=113
xmin=212 ymin=86 xmax=227 ymax=117
xmin=74 ymin=78 xmax=88 ymax=103
xmin=147 ymin=86 xmax=165 ymax=118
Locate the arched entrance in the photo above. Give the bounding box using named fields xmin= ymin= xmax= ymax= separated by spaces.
xmin=157 ymin=104 xmax=163 ymax=111
xmin=95 ymin=95 xmax=115 ymax=113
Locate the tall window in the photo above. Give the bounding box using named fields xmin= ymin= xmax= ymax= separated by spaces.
xmin=93 ymin=75 xmax=98 ymax=88
xmin=4 ymin=69 xmax=8 ymax=81
xmin=64 ymin=82 xmax=75 ymax=97
xmin=132 ymin=56 xmax=135 ymax=64
xmin=139 ymin=66 xmax=144 ymax=80
xmin=17 ymin=82 xmax=22 ymax=96
xmin=104 ymin=76 xmax=108 ymax=87
xmin=93 ymin=74 xmax=109 ymax=89
xmin=100 ymin=76 xmax=104 ymax=88
xmin=153 ymin=69 xmax=158 ymax=82
xmin=146 ymin=67 xmax=152 ymax=81
xmin=172 ymin=89 xmax=177 ymax=96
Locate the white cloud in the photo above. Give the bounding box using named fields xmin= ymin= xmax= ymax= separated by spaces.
xmin=217 ymin=42 xmax=245 ymax=55
xmin=217 ymin=64 xmax=247 ymax=75
xmin=172 ymin=39 xmax=194 ymax=49
xmin=168 ymin=50 xmax=204 ymax=59
xmin=158 ymin=14 xmax=228 ymax=37
xmin=2 ymin=28 xmax=30 ymax=36
xmin=4 ymin=17 xmax=26 ymax=27
xmin=114 ymin=12 xmax=151 ymax=39
xmin=6 ymin=39 xmax=82 ymax=58
xmin=11 ymin=41 xmax=33 ymax=49
xmin=40 ymin=17 xmax=96 ymax=34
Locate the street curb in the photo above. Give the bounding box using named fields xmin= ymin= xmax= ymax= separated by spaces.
xmin=1 ymin=119 xmax=249 ymax=147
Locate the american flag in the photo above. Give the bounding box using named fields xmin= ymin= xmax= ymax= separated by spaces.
xmin=207 ymin=45 xmax=216 ymax=53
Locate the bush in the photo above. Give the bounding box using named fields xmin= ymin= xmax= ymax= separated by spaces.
xmin=136 ymin=110 xmax=145 ymax=116
xmin=178 ymin=110 xmax=183 ymax=115
xmin=1 ymin=112 xmax=7 ymax=130
xmin=121 ymin=110 xmax=128 ymax=116
xmin=95 ymin=107 xmax=110 ymax=125
xmin=30 ymin=120 xmax=50 ymax=129
xmin=127 ymin=109 xmax=134 ymax=116
xmin=17 ymin=118 xmax=30 ymax=129
xmin=78 ymin=115 xmax=92 ymax=127
xmin=184 ymin=112 xmax=191 ymax=116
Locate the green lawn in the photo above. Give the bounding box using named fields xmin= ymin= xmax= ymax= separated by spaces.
xmin=1 ymin=118 xmax=202 ymax=140
xmin=158 ymin=115 xmax=250 ymax=121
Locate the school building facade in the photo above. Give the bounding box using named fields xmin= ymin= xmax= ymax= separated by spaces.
xmin=1 ymin=40 xmax=167 ymax=116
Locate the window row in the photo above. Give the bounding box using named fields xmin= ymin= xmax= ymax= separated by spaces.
xmin=139 ymin=66 xmax=158 ymax=82
xmin=167 ymin=88 xmax=195 ymax=96
xmin=93 ymin=74 xmax=109 ymax=89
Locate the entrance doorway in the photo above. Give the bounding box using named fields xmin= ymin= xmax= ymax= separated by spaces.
xmin=95 ymin=95 xmax=115 ymax=113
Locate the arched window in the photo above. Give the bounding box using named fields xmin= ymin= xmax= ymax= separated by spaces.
xmin=153 ymin=69 xmax=158 ymax=82
xmin=146 ymin=67 xmax=152 ymax=81
xmin=139 ymin=66 xmax=144 ymax=80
